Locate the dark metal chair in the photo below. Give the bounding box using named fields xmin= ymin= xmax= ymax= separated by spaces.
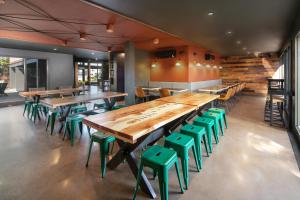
xmin=0 ymin=82 xmax=8 ymax=96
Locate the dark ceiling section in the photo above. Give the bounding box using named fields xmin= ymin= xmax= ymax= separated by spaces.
xmin=91 ymin=0 xmax=300 ymax=56
xmin=0 ymin=38 xmax=108 ymax=60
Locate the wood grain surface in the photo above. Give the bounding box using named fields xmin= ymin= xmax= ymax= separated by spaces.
xmin=40 ymin=92 xmax=128 ymax=108
xmin=157 ymin=93 xmax=219 ymax=108
xmin=19 ymin=88 xmax=85 ymax=97
xmin=83 ymin=100 xmax=196 ymax=144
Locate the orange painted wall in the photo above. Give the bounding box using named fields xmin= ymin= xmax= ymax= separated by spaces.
xmin=188 ymin=46 xmax=220 ymax=82
xmin=150 ymin=46 xmax=189 ymax=82
xmin=150 ymin=45 xmax=220 ymax=82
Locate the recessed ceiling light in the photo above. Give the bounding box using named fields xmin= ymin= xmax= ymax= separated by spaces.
xmin=247 ymin=51 xmax=251 ymax=55
xmin=91 ymin=52 xmax=95 ymax=55
xmin=53 ymin=48 xmax=57 ymax=51
xmin=236 ymin=40 xmax=241 ymax=44
xmin=226 ymin=31 xmax=233 ymax=35
xmin=242 ymin=47 xmax=247 ymax=50
xmin=207 ymin=12 xmax=214 ymax=16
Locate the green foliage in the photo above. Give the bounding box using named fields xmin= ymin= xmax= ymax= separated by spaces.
xmin=0 ymin=57 xmax=9 ymax=75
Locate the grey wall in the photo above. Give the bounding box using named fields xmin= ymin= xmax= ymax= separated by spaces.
xmin=135 ymin=49 xmax=150 ymax=87
xmin=0 ymin=47 xmax=74 ymax=90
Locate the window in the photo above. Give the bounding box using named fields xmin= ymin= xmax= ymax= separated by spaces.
xmin=295 ymin=34 xmax=300 ymax=132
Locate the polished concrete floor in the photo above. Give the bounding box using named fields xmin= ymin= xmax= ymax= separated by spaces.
xmin=0 ymin=96 xmax=299 ymax=200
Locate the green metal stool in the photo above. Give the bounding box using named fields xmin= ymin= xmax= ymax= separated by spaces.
xmin=180 ymin=124 xmax=209 ymax=169
xmin=85 ymin=131 xmax=116 ymax=178
xmin=93 ymin=103 xmax=108 ymax=110
xmin=133 ymin=145 xmax=184 ymax=200
xmin=46 ymin=110 xmax=59 ymax=135
xmin=208 ymin=108 xmax=228 ymax=128
xmin=71 ymin=105 xmax=87 ymax=114
xmin=112 ymin=104 xmax=126 ymax=110
xmin=63 ymin=114 xmax=85 ymax=146
xmin=193 ymin=116 xmax=219 ymax=153
xmin=202 ymin=111 xmax=224 ymax=136
xmin=31 ymin=103 xmax=45 ymax=123
xmin=164 ymin=132 xmax=200 ymax=189
xmin=23 ymin=100 xmax=33 ymax=117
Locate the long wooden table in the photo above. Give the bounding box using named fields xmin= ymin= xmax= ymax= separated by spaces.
xmin=40 ymin=92 xmax=127 ymax=109
xmin=157 ymin=93 xmax=219 ymax=108
xmin=141 ymin=86 xmax=188 ymax=94
xmin=19 ymin=88 xmax=86 ymax=98
xmin=197 ymin=84 xmax=229 ymax=93
xmin=83 ymin=93 xmax=217 ymax=198
xmin=41 ymin=92 xmax=127 ymax=134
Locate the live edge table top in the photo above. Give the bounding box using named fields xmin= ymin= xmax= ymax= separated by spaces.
xmin=83 ymin=100 xmax=196 ymax=144
xmin=157 ymin=93 xmax=219 ymax=108
xmin=40 ymin=92 xmax=128 ymax=109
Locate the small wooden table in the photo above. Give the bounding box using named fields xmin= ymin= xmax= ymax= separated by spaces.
xmin=83 ymin=93 xmax=216 ymax=198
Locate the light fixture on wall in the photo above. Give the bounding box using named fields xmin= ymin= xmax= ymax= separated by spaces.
xmin=151 ymin=63 xmax=157 ymax=68
xmin=213 ymin=65 xmax=218 ymax=69
xmin=196 ymin=62 xmax=201 ymax=67
xmin=206 ymin=64 xmax=211 ymax=68
xmin=79 ymin=33 xmax=87 ymax=40
xmin=53 ymin=48 xmax=57 ymax=51
xmin=153 ymin=38 xmax=160 ymax=45
xmin=219 ymin=66 xmax=223 ymax=69
xmin=62 ymin=40 xmax=68 ymax=46
xmin=106 ymin=24 xmax=114 ymax=33
xmin=175 ymin=60 xmax=181 ymax=67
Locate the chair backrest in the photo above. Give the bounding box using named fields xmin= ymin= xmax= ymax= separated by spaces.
xmin=0 ymin=82 xmax=8 ymax=93
xmin=230 ymin=87 xmax=237 ymax=97
xmin=135 ymin=87 xmax=146 ymax=98
xmin=223 ymin=88 xmax=233 ymax=100
xmin=159 ymin=88 xmax=170 ymax=97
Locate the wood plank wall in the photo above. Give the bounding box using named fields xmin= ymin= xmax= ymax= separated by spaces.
xmin=221 ymin=53 xmax=280 ymax=96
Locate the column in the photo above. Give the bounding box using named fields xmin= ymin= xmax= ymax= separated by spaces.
xmin=124 ymin=42 xmax=136 ymax=105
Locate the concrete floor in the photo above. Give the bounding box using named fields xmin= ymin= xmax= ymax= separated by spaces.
xmin=0 ymin=96 xmax=299 ymax=200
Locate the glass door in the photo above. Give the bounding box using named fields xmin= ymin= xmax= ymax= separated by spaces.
xmin=295 ymin=34 xmax=300 ymax=131
xmin=25 ymin=58 xmax=47 ymax=90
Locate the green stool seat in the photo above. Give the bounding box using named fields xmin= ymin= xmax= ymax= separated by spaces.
xmin=63 ymin=114 xmax=86 ymax=146
xmin=93 ymin=103 xmax=108 ymax=110
xmin=193 ymin=116 xmax=219 ymax=153
xmin=202 ymin=111 xmax=224 ymax=136
xmin=164 ymin=132 xmax=200 ymax=189
xmin=112 ymin=104 xmax=126 ymax=110
xmin=46 ymin=110 xmax=59 ymax=135
xmin=86 ymin=131 xmax=116 ymax=178
xmin=23 ymin=100 xmax=33 ymax=117
xmin=180 ymin=124 xmax=209 ymax=169
xmin=71 ymin=105 xmax=87 ymax=114
xmin=208 ymin=108 xmax=228 ymax=128
xmin=133 ymin=145 xmax=184 ymax=200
